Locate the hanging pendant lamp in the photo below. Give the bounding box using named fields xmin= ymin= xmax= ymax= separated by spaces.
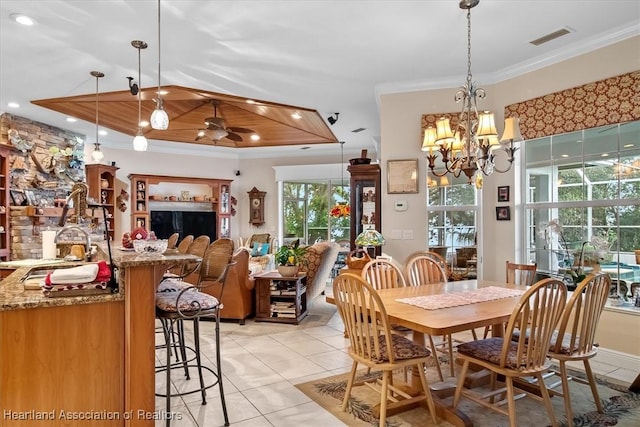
xmin=150 ymin=0 xmax=169 ymax=130
xmin=90 ymin=70 xmax=105 ymax=163
xmin=330 ymin=141 xmax=350 ymax=218
xmin=131 ymin=40 xmax=148 ymax=151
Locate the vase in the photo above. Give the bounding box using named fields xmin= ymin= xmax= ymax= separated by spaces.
xmin=277 ymin=265 xmax=299 ymax=277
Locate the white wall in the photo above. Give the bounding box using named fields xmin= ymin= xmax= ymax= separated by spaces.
xmin=379 ymin=36 xmax=640 ymax=281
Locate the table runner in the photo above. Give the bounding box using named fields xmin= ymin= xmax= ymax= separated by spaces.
xmin=397 ymin=286 xmax=525 ymax=310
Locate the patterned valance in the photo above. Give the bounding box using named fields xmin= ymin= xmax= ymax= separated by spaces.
xmin=505 ymin=71 xmax=640 ymax=140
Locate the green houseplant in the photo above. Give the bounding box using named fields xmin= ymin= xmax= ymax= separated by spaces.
xmin=275 ymin=241 xmax=307 ymax=277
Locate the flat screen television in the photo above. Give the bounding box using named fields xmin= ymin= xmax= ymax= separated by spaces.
xmin=150 ymin=211 xmax=217 ymax=242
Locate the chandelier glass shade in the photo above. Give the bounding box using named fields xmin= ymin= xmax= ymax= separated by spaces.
xmin=90 ymin=71 xmax=105 ymax=163
xmin=421 ymin=0 xmax=523 ymax=189
xmin=150 ymin=0 xmax=169 ymax=130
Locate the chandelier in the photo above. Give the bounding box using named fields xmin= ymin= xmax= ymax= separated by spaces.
xmin=421 ymin=0 xmax=523 ymax=189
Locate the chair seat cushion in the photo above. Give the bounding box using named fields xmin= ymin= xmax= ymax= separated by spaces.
xmin=512 ymin=330 xmax=588 ymax=356
xmin=457 ymin=337 xmax=523 ymax=369
xmin=369 ymin=333 xmax=431 ymax=363
xmin=156 ymin=278 xmax=192 ymax=293
xmin=156 ymin=289 xmax=220 ymax=313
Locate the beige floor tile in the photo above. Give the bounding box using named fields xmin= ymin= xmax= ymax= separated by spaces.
xmin=242 ymin=380 xmax=312 ymax=414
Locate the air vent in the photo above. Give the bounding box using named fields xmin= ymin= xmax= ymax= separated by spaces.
xmin=352 ymin=128 xmax=366 ymax=133
xmin=529 ymin=28 xmax=572 ymax=46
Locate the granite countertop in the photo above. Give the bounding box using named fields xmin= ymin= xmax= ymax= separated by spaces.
xmin=0 ymin=245 xmax=201 ymax=311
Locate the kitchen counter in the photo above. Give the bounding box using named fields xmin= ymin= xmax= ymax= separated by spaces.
xmin=1 ymin=247 xmax=202 ymax=427
xmin=0 ymin=247 xmax=199 ymax=311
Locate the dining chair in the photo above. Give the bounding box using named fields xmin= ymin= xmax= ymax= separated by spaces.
xmin=544 ymin=272 xmax=610 ymax=427
xmin=176 ymin=234 xmax=194 ymax=253
xmin=155 ymin=254 xmax=235 ymax=427
xmin=362 ymin=258 xmax=407 ymax=289
xmin=452 ymin=278 xmax=568 ymax=427
xmin=166 ymin=232 xmax=180 ymax=249
xmin=404 ymin=254 xmax=456 ymax=379
xmin=182 ymin=235 xmax=211 ymax=284
xmin=333 ymin=273 xmax=438 ymax=427
xmin=405 ymin=250 xmax=451 ymax=280
xmin=483 ymin=261 xmax=538 ymax=338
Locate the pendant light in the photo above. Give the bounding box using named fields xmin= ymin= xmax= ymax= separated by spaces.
xmin=329 ymin=141 xmax=350 ymax=218
xmin=131 ymin=40 xmax=148 ymax=151
xmin=150 ymin=0 xmax=169 ymax=130
xmin=90 ymin=70 xmax=105 ymax=163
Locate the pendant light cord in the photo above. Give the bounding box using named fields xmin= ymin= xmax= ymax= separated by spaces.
xmin=156 ymin=0 xmax=161 ymax=97
xmin=138 ymin=45 xmax=142 ymax=130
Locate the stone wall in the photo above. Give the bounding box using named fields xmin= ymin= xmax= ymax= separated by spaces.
xmin=1 ymin=113 xmax=87 ymax=260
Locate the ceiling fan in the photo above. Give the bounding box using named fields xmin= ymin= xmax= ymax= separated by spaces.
xmin=195 ymin=100 xmax=255 ymax=145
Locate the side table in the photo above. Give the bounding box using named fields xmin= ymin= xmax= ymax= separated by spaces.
xmin=255 ymin=271 xmax=308 ymax=324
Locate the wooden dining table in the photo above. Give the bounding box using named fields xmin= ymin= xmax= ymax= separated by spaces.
xmin=328 ymin=278 xmax=527 ymax=427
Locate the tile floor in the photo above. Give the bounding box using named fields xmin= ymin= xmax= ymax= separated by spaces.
xmin=154 ymin=293 xmax=638 ymax=427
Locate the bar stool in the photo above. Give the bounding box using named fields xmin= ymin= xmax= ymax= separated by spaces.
xmin=155 ymin=252 xmax=234 ymax=427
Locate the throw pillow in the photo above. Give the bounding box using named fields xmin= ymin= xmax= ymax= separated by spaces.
xmin=251 ymin=242 xmax=270 ymax=257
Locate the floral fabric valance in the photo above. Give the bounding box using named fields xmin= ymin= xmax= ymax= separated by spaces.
xmin=505 ymin=71 xmax=640 ymax=140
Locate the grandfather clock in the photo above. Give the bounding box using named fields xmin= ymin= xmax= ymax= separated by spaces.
xmin=247 ymin=187 xmax=266 ymax=227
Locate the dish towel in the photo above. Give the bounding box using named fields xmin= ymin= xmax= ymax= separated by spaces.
xmin=46 ymin=263 xmax=99 ymax=285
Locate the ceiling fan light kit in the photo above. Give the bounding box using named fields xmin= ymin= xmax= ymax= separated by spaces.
xmin=194 ymin=100 xmax=256 ymax=145
xmin=150 ymin=0 xmax=169 ymax=130
xmin=131 ymin=39 xmax=148 ymax=151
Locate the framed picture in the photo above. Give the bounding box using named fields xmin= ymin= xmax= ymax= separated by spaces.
xmin=496 ymin=206 xmax=511 ymax=221
xmin=10 ymin=190 xmax=26 ymax=206
xmin=387 ymin=159 xmax=418 ymax=194
xmin=497 ymin=185 xmax=510 ymax=202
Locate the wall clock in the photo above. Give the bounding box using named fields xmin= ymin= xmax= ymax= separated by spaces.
xmin=247 ymin=187 xmax=266 ymax=227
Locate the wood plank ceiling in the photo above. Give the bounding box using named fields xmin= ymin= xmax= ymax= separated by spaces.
xmin=32 ymin=85 xmax=338 ymax=149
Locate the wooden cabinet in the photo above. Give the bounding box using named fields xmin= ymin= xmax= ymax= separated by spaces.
xmin=0 ymin=145 xmax=13 ymax=260
xmin=85 ymin=163 xmax=118 ymax=241
xmin=255 ymin=271 xmax=308 ymax=324
xmin=127 ymin=174 xmax=232 ymax=239
xmin=348 ymin=163 xmax=381 ymax=256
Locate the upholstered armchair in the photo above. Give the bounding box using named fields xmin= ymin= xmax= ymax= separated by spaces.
xmin=241 ymin=233 xmax=277 ymax=274
xmin=200 ymin=247 xmax=255 ymax=324
xmin=299 ymin=241 xmax=340 ymax=300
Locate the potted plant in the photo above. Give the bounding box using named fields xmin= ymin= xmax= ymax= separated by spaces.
xmin=275 ymin=241 xmax=307 ymax=277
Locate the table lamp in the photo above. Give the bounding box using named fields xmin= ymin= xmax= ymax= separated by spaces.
xmin=355 ymin=228 xmax=385 ymax=258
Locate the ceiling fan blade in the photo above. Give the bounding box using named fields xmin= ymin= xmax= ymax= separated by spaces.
xmin=204 ymin=117 xmax=226 ymax=129
xmin=225 ymin=132 xmax=243 ymax=142
xmin=227 ymin=127 xmax=255 ymax=134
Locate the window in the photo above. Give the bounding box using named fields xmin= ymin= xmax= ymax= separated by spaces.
xmin=427 ymin=174 xmax=479 ymax=275
xmin=522 ymin=120 xmax=640 ymax=286
xmin=282 ymin=179 xmax=350 ymax=245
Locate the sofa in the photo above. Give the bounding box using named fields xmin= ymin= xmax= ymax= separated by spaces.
xmin=299 ymin=241 xmax=340 ymax=300
xmin=200 ymin=247 xmax=255 ymax=324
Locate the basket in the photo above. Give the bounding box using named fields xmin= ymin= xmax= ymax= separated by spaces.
xmin=346 ymin=249 xmax=371 ymax=270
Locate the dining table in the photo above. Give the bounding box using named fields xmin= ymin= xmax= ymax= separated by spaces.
xmin=328 ymin=278 xmax=528 ymax=427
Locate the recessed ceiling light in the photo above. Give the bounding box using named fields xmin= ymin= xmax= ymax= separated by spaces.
xmin=11 ymin=14 xmax=35 ymax=26
xmin=291 ymin=112 xmax=302 ymax=120
xmin=601 ymin=153 xmax=609 ymax=157
xmin=66 ymin=117 xmax=77 ymax=122
xmin=246 ymin=99 xmax=256 ymax=104
xmin=7 ymin=102 xmax=19 ymax=108
xmin=98 ymin=130 xmax=108 ymax=136
xmin=624 ymin=143 xmax=635 ymax=148
xmin=139 ymin=120 xmax=149 ymax=127
xmin=561 ymin=154 xmax=569 ymax=158
xmin=250 ymin=134 xmax=260 ymax=141
xmin=157 ymin=89 xmax=168 ymax=96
